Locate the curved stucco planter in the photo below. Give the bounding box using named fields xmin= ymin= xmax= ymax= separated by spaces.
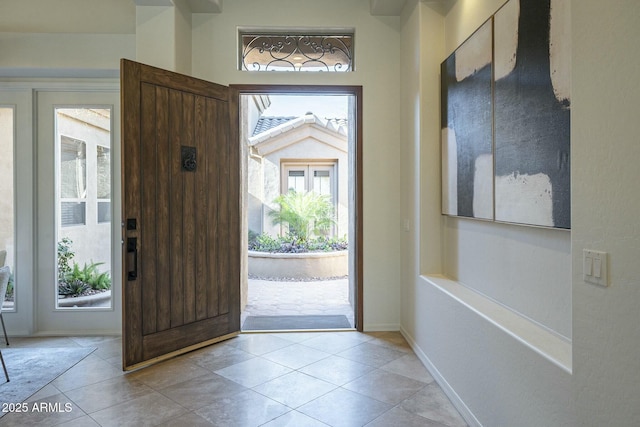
xmin=248 ymin=250 xmax=348 ymax=279
xmin=57 ymin=290 xmax=111 ymax=308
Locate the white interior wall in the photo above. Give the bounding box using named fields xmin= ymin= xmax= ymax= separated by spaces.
xmin=5 ymin=0 xmax=639 ymax=423
xmin=443 ymin=219 xmax=571 ymax=338
xmin=400 ymin=0 xmax=640 ymax=425
xmin=136 ymin=6 xmax=179 ymax=72
xmin=0 ymin=33 xmax=134 ymax=74
xmin=400 ymin=2 xmax=575 ymax=425
xmin=191 ymin=0 xmax=403 ymax=330
xmin=572 ymin=1 xmax=640 ymax=425
xmin=174 ymin=0 xmax=193 ymax=75
xmin=399 ymin=0 xmax=445 ymax=335
xmin=0 ymin=0 xmax=403 ymax=332
xmin=441 ymin=0 xmax=572 ymax=341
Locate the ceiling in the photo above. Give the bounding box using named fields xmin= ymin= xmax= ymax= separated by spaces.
xmin=370 ymin=0 xmax=457 ymax=16
xmin=0 ymin=0 xmax=457 ymax=34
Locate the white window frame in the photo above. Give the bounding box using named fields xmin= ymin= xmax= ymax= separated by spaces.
xmin=281 ymin=160 xmax=338 ymax=236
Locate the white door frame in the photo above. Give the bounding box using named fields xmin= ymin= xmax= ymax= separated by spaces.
xmin=235 ymin=85 xmax=364 ymax=331
xmin=35 ymin=87 xmax=121 ymax=335
xmin=0 ymin=87 xmax=34 ymax=336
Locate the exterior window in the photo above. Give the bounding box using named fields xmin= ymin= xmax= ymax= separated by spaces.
xmin=240 ymin=32 xmax=354 ymax=72
xmin=55 ymin=107 xmax=112 ymax=309
xmin=282 ymin=162 xmax=337 ymax=203
xmin=287 ymin=170 xmax=306 ymax=193
xmin=96 ymin=145 xmax=111 ymax=223
xmin=0 ymin=107 xmax=15 ymax=311
xmin=313 ymin=170 xmax=331 ymax=196
xmin=281 ymin=162 xmax=338 ymax=237
xmin=97 ymin=202 xmax=111 ymax=223
xmin=61 ymin=201 xmax=86 ymax=227
xmin=60 ymin=136 xmax=87 ymax=227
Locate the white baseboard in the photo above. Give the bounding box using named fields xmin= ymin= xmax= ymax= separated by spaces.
xmin=363 ymin=322 xmax=400 ymax=332
xmin=400 ymin=325 xmax=483 ymax=427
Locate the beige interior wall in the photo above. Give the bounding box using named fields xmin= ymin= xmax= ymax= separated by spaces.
xmin=191 ymin=0 xmax=404 ymax=330
xmin=400 ymin=0 xmax=640 ymax=425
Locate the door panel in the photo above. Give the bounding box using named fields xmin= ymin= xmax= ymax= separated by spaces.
xmin=121 ymin=59 xmax=240 ymax=369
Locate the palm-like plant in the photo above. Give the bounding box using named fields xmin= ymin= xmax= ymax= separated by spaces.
xmin=269 ymin=190 xmax=335 ymax=240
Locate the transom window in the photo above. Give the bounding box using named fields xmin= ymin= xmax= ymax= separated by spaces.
xmin=239 ymin=31 xmax=354 ymax=72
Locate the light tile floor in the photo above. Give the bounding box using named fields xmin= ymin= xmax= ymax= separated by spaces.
xmin=1 ymin=332 xmax=468 ymax=426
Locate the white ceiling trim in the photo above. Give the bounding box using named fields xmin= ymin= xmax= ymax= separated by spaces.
xmin=369 ymin=0 xmax=407 ymax=16
xmin=370 ymin=0 xmax=457 ymax=16
xmin=133 ymin=0 xmax=453 ymax=16
xmin=186 ymin=0 xmax=222 ymax=13
xmin=133 ymin=0 xmax=222 ymax=13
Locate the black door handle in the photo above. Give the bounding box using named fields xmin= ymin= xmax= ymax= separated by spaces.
xmin=127 ymin=237 xmax=137 ymax=281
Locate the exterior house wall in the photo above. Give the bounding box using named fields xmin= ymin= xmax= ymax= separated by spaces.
xmin=56 ymin=110 xmax=112 ymax=275
xmin=249 ymin=121 xmax=349 ymax=239
xmin=247 ymin=154 xmax=265 ymax=235
xmin=245 ymin=95 xmax=270 ymax=238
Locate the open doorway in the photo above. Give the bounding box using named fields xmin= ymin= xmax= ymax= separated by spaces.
xmin=235 ymin=86 xmax=362 ymax=332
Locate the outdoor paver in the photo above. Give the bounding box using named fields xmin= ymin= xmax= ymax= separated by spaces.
xmin=242 ymin=278 xmax=354 ymax=329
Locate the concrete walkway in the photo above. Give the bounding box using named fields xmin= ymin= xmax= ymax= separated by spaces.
xmin=242 ymin=277 xmax=355 ymax=329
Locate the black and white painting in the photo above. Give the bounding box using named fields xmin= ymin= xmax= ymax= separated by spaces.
xmin=494 ymin=0 xmax=571 ymax=228
xmin=441 ymin=19 xmax=493 ymax=220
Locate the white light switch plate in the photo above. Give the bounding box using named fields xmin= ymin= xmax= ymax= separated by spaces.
xmin=583 ymin=249 xmax=608 ymax=287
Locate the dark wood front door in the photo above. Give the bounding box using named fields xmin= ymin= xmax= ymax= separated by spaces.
xmin=121 ymin=59 xmax=240 ymax=370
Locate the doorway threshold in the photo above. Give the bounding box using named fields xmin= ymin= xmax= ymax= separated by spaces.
xmin=242 ymin=277 xmax=355 ymax=331
xmin=242 ymin=314 xmax=352 ymax=331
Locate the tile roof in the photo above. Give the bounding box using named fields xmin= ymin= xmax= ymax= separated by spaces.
xmin=252 ymin=116 xmax=297 ymax=135
xmin=252 ymin=113 xmax=348 ymax=138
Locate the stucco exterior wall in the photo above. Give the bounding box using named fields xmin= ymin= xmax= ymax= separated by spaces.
xmin=251 ymin=127 xmax=349 ymax=239
xmin=56 ymin=110 xmax=112 ymax=274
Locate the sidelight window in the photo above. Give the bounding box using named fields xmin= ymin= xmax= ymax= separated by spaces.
xmin=55 ymin=107 xmax=112 ymax=309
xmin=0 ymin=107 xmax=15 ymax=311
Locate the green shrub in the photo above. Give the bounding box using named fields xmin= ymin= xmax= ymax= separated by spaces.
xmin=87 ymin=270 xmax=111 ymax=290
xmin=58 ymin=279 xmax=92 ymax=297
xmin=268 ymin=190 xmax=335 ymax=240
xmin=249 ymin=232 xmax=348 ymax=253
xmin=249 ymin=233 xmax=282 ymax=252
xmin=5 ymin=273 xmax=13 ymax=300
xmin=65 ymin=261 xmax=111 ymax=291
xmin=57 ymin=237 xmax=75 ymax=284
xmin=248 ymin=229 xmax=260 ymax=246
xmin=56 ymin=238 xmax=111 ymax=295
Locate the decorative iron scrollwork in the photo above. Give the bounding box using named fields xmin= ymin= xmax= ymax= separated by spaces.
xmin=240 ymin=33 xmax=353 ymax=72
xmin=181 ymin=146 xmax=197 ymax=172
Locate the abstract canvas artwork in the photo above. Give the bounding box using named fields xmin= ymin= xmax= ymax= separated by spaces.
xmin=494 ymin=0 xmax=571 ymax=229
xmin=441 ymin=0 xmax=571 ymax=229
xmin=441 ymin=19 xmax=493 ymax=220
